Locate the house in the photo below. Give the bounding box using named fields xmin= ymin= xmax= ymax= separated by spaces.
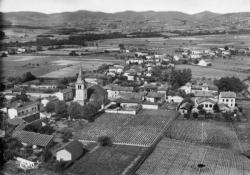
xmin=180 ymin=82 xmax=218 ymax=95
xmin=126 ymin=58 xmax=144 ymax=65
xmin=141 ymin=102 xmax=159 ymax=110
xmin=7 ymin=101 xmax=40 ymax=119
xmin=195 ymin=97 xmax=216 ymax=113
xmin=145 ymin=92 xmax=165 ymax=103
xmin=13 ymin=130 xmax=53 ymax=148
xmin=219 ymin=91 xmax=236 ymax=108
xmin=178 ymin=102 xmax=193 ymax=115
xmin=197 ymin=59 xmax=211 ymax=67
xmin=103 ymin=84 xmax=134 ymax=99
xmin=54 ymin=88 xmax=74 ymax=101
xmin=41 ymin=96 xmax=59 ymax=107
xmin=56 ymin=140 xmax=84 ymax=162
xmin=167 ymin=96 xmax=183 ymax=103
xmin=108 ymin=65 xmax=124 ymax=74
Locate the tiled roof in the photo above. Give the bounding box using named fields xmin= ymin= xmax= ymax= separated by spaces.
xmin=119 ymin=92 xmax=144 ymax=100
xmin=147 ymin=92 xmax=165 ymax=98
xmin=13 ymin=131 xmax=53 ymax=147
xmin=103 ymin=84 xmax=134 ymax=92
xmin=194 ymin=91 xmax=214 ymax=98
xmin=220 ymin=91 xmax=236 ymax=98
xmin=196 ymin=97 xmax=216 ymax=105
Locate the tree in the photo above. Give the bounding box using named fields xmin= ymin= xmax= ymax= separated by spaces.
xmin=169 ymin=68 xmax=192 ymax=88
xmin=213 ymin=103 xmax=220 ymax=113
xmin=214 ymin=77 xmax=246 ymax=92
xmin=60 ymin=128 xmax=73 ymax=142
xmin=55 ymin=101 xmax=67 ymax=116
xmin=98 ymin=136 xmax=112 ymax=146
xmin=22 ymin=72 xmax=36 ymax=82
xmin=45 ymin=101 xmax=55 ymax=113
xmin=67 ymin=102 xmax=83 ymax=119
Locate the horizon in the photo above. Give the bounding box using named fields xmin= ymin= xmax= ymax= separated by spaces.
xmin=1 ymin=0 xmax=250 ymax=14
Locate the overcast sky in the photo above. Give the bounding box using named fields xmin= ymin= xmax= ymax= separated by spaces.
xmin=1 ymin=0 xmax=250 ymax=14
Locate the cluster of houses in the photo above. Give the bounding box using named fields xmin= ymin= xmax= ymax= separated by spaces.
xmin=178 ymin=82 xmax=237 ymax=114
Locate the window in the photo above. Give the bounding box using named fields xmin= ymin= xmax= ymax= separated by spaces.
xmin=222 ymin=99 xmax=224 ymax=102
xmin=205 ymin=104 xmax=208 ymax=108
xmin=231 ymin=99 xmax=233 ymax=102
xmin=78 ymin=85 xmax=81 ymax=89
xmin=226 ymin=99 xmax=228 ymax=102
xmin=209 ymin=104 xmax=212 ymax=108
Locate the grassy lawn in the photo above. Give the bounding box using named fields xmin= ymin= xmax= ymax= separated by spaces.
xmin=72 ymin=110 xmax=178 ymax=146
xmin=166 ymin=118 xmax=242 ymax=152
xmin=68 ymin=144 xmax=147 ymax=175
xmin=136 ymin=138 xmax=250 ymax=175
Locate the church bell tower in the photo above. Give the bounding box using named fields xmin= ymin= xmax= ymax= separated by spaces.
xmin=74 ymin=66 xmax=87 ymax=106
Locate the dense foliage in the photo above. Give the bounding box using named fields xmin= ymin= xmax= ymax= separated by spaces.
xmin=214 ymin=77 xmax=246 ymax=92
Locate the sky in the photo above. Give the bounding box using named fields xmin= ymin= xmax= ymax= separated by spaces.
xmin=1 ymin=0 xmax=250 ymax=14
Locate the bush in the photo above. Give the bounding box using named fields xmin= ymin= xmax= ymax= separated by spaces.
xmin=97 ymin=136 xmax=112 ymax=147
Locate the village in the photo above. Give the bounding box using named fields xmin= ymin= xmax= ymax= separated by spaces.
xmin=1 ymin=38 xmax=250 ymax=175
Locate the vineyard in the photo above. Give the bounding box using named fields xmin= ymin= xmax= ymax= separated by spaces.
xmin=166 ymin=119 xmax=242 ymax=151
xmin=136 ymin=138 xmax=250 ymax=175
xmin=73 ymin=110 xmax=177 ymax=146
xmin=69 ymin=144 xmax=146 ymax=175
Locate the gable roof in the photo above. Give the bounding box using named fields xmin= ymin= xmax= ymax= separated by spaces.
xmin=219 ymin=91 xmax=236 ymax=98
xmin=194 ymin=91 xmax=214 ymax=98
xmin=103 ymin=84 xmax=134 ymax=92
xmin=8 ymin=117 xmax=25 ymax=126
xmin=196 ymin=97 xmax=216 ymax=105
xmin=13 ymin=131 xmax=53 ymax=147
xmin=57 ymin=140 xmax=84 ymax=161
xmin=147 ymin=92 xmax=165 ymax=98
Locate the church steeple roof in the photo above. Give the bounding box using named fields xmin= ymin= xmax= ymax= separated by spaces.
xmin=76 ymin=66 xmax=86 ymax=85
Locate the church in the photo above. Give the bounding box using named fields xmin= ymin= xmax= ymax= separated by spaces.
xmin=73 ymin=67 xmax=108 ymax=106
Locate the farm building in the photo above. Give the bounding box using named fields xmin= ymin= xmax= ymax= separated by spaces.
xmin=195 ymin=97 xmax=216 ymax=113
xmin=56 ymin=140 xmax=84 ymax=162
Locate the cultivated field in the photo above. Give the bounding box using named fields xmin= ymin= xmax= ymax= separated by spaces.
xmin=175 ymin=64 xmax=249 ymax=80
xmin=73 ymin=110 xmax=178 ymax=146
xmin=1 ymin=54 xmax=121 ymax=79
xmin=233 ymin=123 xmax=250 ymax=153
xmin=136 ymin=138 xmax=250 ymax=175
xmin=166 ymin=119 xmax=242 ymax=152
xmin=69 ymin=144 xmax=146 ymax=175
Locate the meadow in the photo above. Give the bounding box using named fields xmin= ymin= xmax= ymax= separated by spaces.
xmin=136 ymin=138 xmax=250 ymax=175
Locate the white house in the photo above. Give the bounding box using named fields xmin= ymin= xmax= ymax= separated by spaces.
xmin=197 ymin=59 xmax=210 ymax=67
xmin=196 ymin=97 xmax=216 ymax=113
xmin=167 ymin=96 xmax=183 ymax=103
xmin=7 ymin=101 xmax=40 ymax=119
xmin=54 ymin=88 xmax=73 ymax=101
xmin=218 ymin=91 xmax=236 ymax=108
xmin=56 ymin=140 xmax=84 ymax=162
xmin=103 ymin=84 xmax=134 ymax=99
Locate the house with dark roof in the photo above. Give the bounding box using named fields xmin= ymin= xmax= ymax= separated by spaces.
xmin=55 ymin=140 xmax=84 ymax=162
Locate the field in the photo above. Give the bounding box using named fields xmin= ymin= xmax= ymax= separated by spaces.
xmin=233 ymin=123 xmax=250 ymax=153
xmin=73 ymin=110 xmax=178 ymax=146
xmin=166 ymin=119 xmax=242 ymax=152
xmin=1 ymin=54 xmax=122 ymax=79
xmin=69 ymin=144 xmax=146 ymax=175
xmin=136 ymin=138 xmax=250 ymax=175
xmin=175 ymin=64 xmax=249 ymax=80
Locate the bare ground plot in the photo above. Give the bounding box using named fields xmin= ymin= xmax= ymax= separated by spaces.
xmin=72 ymin=110 xmax=178 ymax=146
xmin=136 ymin=138 xmax=250 ymax=175
xmin=1 ymin=54 xmax=121 ymax=79
xmin=175 ymin=64 xmax=249 ymax=80
xmin=68 ymin=144 xmax=146 ymax=175
xmin=166 ymin=119 xmax=242 ymax=152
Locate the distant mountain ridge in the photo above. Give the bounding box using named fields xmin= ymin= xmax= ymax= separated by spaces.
xmin=1 ymin=10 xmax=250 ymax=30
